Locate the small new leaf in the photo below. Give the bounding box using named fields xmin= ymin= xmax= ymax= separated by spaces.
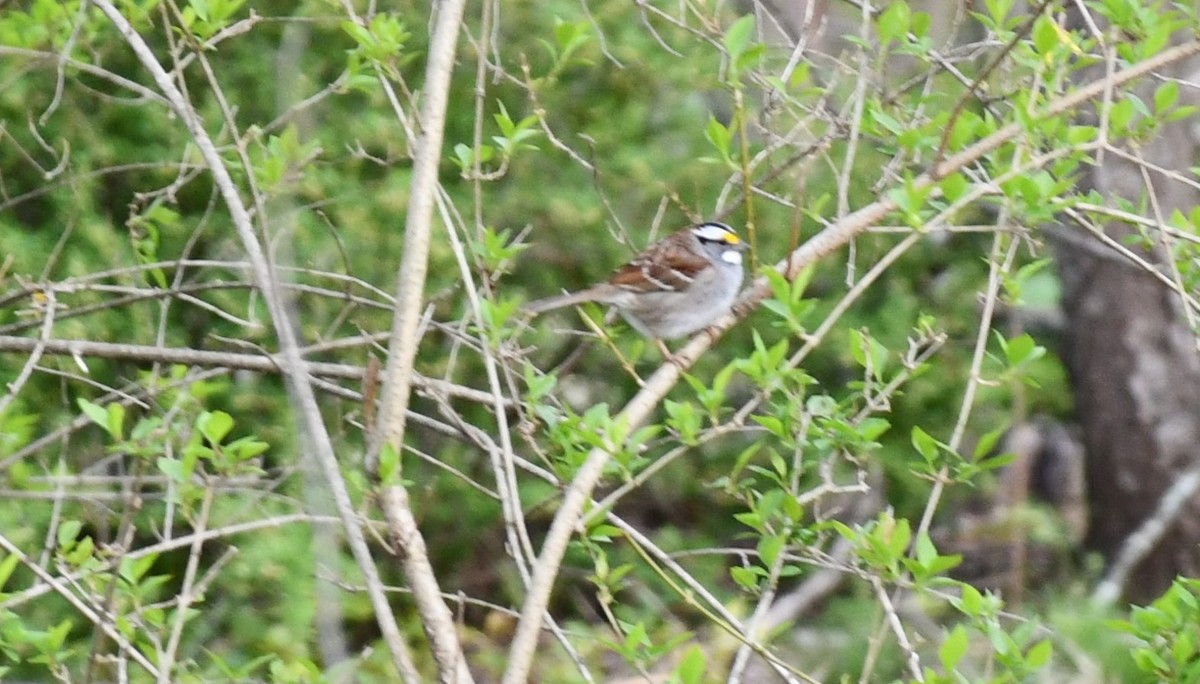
xmin=911 ymin=425 xmax=939 ymax=460
xmin=939 ymin=625 xmax=970 ymax=671
xmin=56 ymin=520 xmax=81 ymax=549
xmin=724 ymin=15 xmax=755 ymax=61
xmin=877 ymin=1 xmax=911 ymax=45
xmin=676 ymin=645 xmax=706 ymax=684
xmin=77 ymin=399 xmax=124 ymax=441
xmin=378 ymin=442 xmax=401 ymax=485
xmin=197 ymin=410 xmax=234 ymax=446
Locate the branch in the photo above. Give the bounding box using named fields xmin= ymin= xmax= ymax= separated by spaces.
xmin=0 ymin=532 xmax=160 ymax=678
xmin=0 ymin=46 xmax=170 ymax=106
xmin=1093 ymin=462 xmax=1200 ymax=606
xmin=90 ymin=3 xmax=422 ymax=679
xmin=0 ymin=334 xmax=505 ymax=406
xmin=500 ymin=37 xmax=1200 ymax=683
xmin=358 ymin=0 xmax=475 ymax=681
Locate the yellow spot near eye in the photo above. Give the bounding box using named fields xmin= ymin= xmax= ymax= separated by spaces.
xmin=725 ymin=233 xmax=741 ymax=244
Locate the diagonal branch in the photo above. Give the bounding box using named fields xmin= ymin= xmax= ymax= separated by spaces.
xmin=0 ymin=532 xmax=161 ymax=678
xmin=500 ymin=37 xmax=1200 ymax=683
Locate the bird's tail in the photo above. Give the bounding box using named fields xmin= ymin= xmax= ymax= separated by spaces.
xmin=523 ymin=290 xmax=597 ymax=315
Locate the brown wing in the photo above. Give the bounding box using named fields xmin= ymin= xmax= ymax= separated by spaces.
xmin=607 ymin=237 xmax=709 ymax=293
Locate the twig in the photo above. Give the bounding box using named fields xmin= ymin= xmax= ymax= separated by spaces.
xmin=0 ymin=46 xmax=169 ymax=106
xmin=0 ymin=532 xmax=160 ymax=678
xmin=914 ymin=231 xmax=1017 ymax=545
xmin=0 ymin=288 xmax=57 ymax=417
xmin=871 ymin=575 xmax=923 ymax=681
xmin=158 ymin=487 xmax=215 ymax=682
xmin=90 ymin=3 xmax=422 ymax=679
xmin=0 ymin=334 xmax=502 ymax=405
xmin=356 ymin=0 xmax=475 ymax=679
xmin=931 ymin=0 xmax=1054 ymax=168
xmin=499 ymin=38 xmax=1200 ymax=683
xmin=1093 ymin=463 xmax=1200 ymax=606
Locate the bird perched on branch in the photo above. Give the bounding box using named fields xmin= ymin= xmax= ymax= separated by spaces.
xmin=524 ymin=221 xmax=748 ymax=360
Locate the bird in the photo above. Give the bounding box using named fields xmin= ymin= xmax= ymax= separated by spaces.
xmin=524 ymin=221 xmax=749 ymax=360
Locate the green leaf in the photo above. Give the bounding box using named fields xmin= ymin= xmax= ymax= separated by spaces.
xmin=157 ymin=458 xmax=188 ymax=484
xmin=769 ymin=451 xmax=788 ymax=479
xmin=1108 ymin=97 xmax=1136 ymax=133
xmin=911 ymin=426 xmax=938 ymax=460
xmin=729 ymin=565 xmax=761 ymax=592
xmin=676 ymin=645 xmax=706 ymax=684
xmin=197 ymin=410 xmax=234 ymax=445
xmin=121 ymin=553 xmax=159 ymax=584
xmin=805 ymin=394 xmax=837 ymax=418
xmin=757 ymin=534 xmax=785 ymax=567
xmin=65 ymin=535 xmax=94 ymax=566
xmin=958 ymin=583 xmax=984 ymax=615
xmin=727 ymin=442 xmax=761 ymax=486
xmin=915 ymin=532 xmax=937 ymax=567
xmin=1032 ymin=15 xmax=1058 ymax=57
xmin=378 ymin=442 xmax=401 ymax=485
xmin=226 ymin=436 xmax=269 ymax=461
xmin=188 ymin=0 xmax=211 ymax=22
xmin=972 ymin=423 xmax=1007 ymax=459
xmin=704 ymin=115 xmax=734 ymax=166
xmin=0 ymin=553 xmax=20 ymax=591
xmin=849 ymin=328 xmax=889 ymax=378
xmin=736 ymin=42 xmax=766 ymax=72
xmin=940 ymin=172 xmax=969 ymax=203
xmin=877 ymin=1 xmax=911 ymax=45
xmin=939 ymin=624 xmax=969 ymax=671
xmin=608 ymin=562 xmax=633 ymax=586
xmin=129 ymin=416 xmax=163 ymax=444
xmin=947 ymin=111 xmax=980 ymax=151
xmin=523 ymin=365 xmax=557 ymax=403
xmin=106 ymin=403 xmax=126 ymax=441
xmin=1002 ymin=333 xmax=1045 ymax=367
xmin=910 ymin=11 xmax=932 ymax=38
xmin=1167 ymin=105 xmax=1199 ymax=122
xmin=588 ymin=524 xmax=621 ymax=542
xmin=341 ymin=19 xmax=374 ymax=50
xmin=554 ymin=18 xmax=590 ymax=59
xmin=1025 ymin=638 xmax=1053 ymax=668
xmin=56 ymin=520 xmax=81 ymax=548
xmin=859 ymin=417 xmax=891 ymax=441
xmin=1155 ymin=80 xmax=1180 ymax=113
xmin=734 ymin=511 xmax=765 ymax=534
xmin=45 ymin=619 xmax=71 ymax=653
xmin=724 ymin=15 xmax=755 ymax=61
xmin=453 ymin=143 xmax=474 ymax=169
xmin=623 ymin=620 xmax=649 ymax=651
xmin=782 ymin=495 xmax=803 ymax=523
xmin=886 ymin=516 xmax=911 ymax=557
xmin=78 ymin=399 xmax=112 ymax=437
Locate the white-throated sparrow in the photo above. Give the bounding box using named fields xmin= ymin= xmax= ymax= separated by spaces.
xmin=525 ymin=221 xmax=749 ymax=354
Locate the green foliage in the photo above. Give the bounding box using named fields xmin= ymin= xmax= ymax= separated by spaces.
xmin=1 ymin=0 xmax=1197 ymax=680
xmin=181 ymin=0 xmax=246 ymax=39
xmin=1116 ymin=578 xmax=1200 ymax=681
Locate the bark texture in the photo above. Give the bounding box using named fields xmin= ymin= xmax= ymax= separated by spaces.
xmin=1055 ymin=27 xmax=1200 ymax=602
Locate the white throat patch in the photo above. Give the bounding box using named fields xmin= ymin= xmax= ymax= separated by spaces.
xmin=722 ymin=249 xmax=743 ymax=265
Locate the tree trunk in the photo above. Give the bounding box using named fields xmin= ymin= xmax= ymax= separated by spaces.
xmin=1054 ymin=35 xmax=1200 ymax=603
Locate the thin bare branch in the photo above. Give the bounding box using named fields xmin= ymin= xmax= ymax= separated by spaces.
xmin=500 ymin=38 xmax=1200 ymax=682
xmin=90 ymin=2 xmax=421 ymax=679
